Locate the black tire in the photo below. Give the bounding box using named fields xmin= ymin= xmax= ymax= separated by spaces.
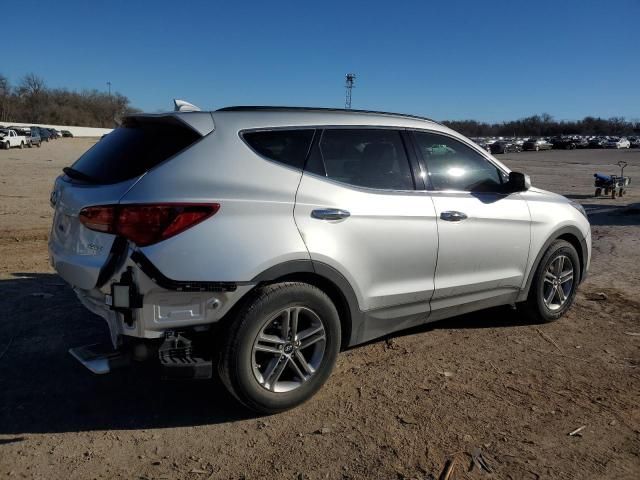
xmin=595 ymin=188 xmax=601 ymax=197
xmin=611 ymin=188 xmax=616 ymax=199
xmin=37 ymin=142 xmax=41 ymax=148
xmin=520 ymin=240 xmax=581 ymax=323
xmin=2 ymin=142 xmax=8 ymax=150
xmin=218 ymin=282 xmax=341 ymax=414
xmin=604 ymin=188 xmax=609 ymax=196
xmin=19 ymin=142 xmax=24 ymax=149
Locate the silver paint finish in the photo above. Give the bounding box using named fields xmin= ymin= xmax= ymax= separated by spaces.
xmin=295 ymin=174 xmax=439 ymax=312
xmin=429 ymin=191 xmax=531 ymax=314
xmin=48 ymin=175 xmax=138 ymax=290
xmin=49 ymin=108 xmax=592 ymax=346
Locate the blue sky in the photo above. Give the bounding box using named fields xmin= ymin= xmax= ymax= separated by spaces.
xmin=5 ymin=0 xmax=639 ymax=122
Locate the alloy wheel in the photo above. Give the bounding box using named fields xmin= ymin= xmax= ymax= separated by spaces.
xmin=251 ymin=306 xmax=326 ymax=393
xmin=542 ymin=255 xmax=574 ymax=311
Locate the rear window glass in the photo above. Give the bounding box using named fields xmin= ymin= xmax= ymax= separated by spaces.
xmin=243 ymin=129 xmax=314 ymax=169
xmin=69 ymin=117 xmax=200 ymax=184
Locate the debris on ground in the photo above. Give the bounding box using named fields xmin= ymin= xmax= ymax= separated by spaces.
xmin=569 ymin=425 xmax=586 ymax=437
xmin=470 ymin=448 xmax=493 ymax=474
xmin=588 ymin=292 xmax=608 ymax=301
xmin=439 ymin=457 xmax=456 ymax=480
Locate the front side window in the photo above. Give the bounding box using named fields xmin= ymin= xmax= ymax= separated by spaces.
xmin=243 ymin=129 xmax=315 ymax=170
xmin=311 ymin=129 xmax=414 ymax=190
xmin=414 ymin=131 xmax=504 ymax=192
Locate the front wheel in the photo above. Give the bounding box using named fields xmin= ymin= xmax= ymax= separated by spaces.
xmin=218 ymin=282 xmax=341 ymax=413
xmin=520 ymin=240 xmax=580 ymax=323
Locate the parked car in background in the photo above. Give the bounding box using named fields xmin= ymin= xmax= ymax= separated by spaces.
xmin=605 ymin=137 xmax=630 ymax=149
xmin=523 ymin=138 xmax=553 ymax=151
xmin=48 ymin=105 xmax=591 ymax=413
xmin=490 ymin=140 xmax=522 ymax=154
xmin=588 ymin=137 xmax=607 ymax=148
xmin=37 ymin=127 xmax=52 ymax=142
xmin=61 ymin=130 xmax=74 ymax=138
xmin=0 ymin=129 xmax=28 ymax=149
xmin=47 ymin=128 xmax=60 ymax=139
xmin=629 ymin=137 xmax=640 ymax=148
xmin=28 ymin=128 xmax=42 ymax=147
xmin=552 ymin=137 xmax=586 ymax=150
xmin=470 ymin=138 xmax=491 ymax=152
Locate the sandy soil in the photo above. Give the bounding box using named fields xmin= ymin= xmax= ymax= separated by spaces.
xmin=0 ymin=140 xmax=638 ymax=479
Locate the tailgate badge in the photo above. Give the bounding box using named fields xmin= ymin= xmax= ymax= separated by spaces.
xmin=88 ymin=242 xmax=103 ymax=253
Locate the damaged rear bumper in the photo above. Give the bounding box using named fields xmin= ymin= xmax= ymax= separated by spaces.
xmin=72 ymin=248 xmax=254 ymax=348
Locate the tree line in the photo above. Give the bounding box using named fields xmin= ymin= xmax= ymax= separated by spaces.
xmin=1 ymin=73 xmax=638 ymax=135
xmin=442 ymin=114 xmax=640 ymax=138
xmin=0 ymin=73 xmax=139 ymax=128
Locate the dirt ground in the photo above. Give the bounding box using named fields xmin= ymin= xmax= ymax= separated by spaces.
xmin=0 ymin=139 xmax=639 ymax=479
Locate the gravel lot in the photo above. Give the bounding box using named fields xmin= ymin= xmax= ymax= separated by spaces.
xmin=0 ymin=139 xmax=639 ymax=479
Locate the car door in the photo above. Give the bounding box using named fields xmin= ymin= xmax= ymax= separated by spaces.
xmin=410 ymin=130 xmax=531 ymax=321
xmin=294 ymin=128 xmax=439 ymax=343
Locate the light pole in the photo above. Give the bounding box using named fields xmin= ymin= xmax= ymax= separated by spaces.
xmin=107 ymin=81 xmax=112 ymax=97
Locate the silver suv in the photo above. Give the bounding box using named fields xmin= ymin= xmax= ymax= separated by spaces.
xmin=49 ymin=105 xmax=591 ymax=413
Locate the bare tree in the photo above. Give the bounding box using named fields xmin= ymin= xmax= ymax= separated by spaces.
xmin=19 ymin=73 xmax=46 ymax=96
xmin=0 ymin=74 xmax=11 ymax=122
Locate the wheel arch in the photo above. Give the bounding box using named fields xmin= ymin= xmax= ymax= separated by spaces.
xmin=249 ymin=261 xmax=362 ymax=349
xmin=518 ymin=226 xmax=587 ymax=302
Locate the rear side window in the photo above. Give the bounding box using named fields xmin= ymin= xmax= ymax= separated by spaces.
xmin=69 ymin=117 xmax=200 ymax=184
xmin=243 ymin=129 xmax=314 ymax=169
xmin=310 ymin=129 xmax=414 ymax=190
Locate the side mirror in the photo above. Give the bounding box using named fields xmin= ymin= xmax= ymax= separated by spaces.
xmin=507 ymin=171 xmax=531 ymax=192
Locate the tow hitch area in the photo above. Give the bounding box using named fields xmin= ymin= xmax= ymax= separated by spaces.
xmin=159 ymin=332 xmax=212 ymax=379
xmin=69 ymin=343 xmax=130 ymax=374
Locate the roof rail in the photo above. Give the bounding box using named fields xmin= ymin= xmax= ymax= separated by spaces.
xmin=215 ymin=106 xmax=437 ymax=123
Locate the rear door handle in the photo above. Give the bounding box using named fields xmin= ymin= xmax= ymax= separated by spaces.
xmin=311 ymin=209 xmax=351 ymax=220
xmin=440 ymin=211 xmax=468 ymax=222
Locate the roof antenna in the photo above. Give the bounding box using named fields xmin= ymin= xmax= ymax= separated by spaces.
xmin=173 ymin=99 xmax=201 ymax=112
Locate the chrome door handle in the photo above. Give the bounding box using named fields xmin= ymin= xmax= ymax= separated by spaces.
xmin=311 ymin=209 xmax=351 ymax=220
xmin=440 ymin=211 xmax=468 ymax=222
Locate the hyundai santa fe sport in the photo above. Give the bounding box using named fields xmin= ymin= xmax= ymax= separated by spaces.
xmin=49 ymin=103 xmax=591 ymax=413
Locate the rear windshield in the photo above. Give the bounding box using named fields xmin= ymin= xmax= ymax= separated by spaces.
xmin=69 ymin=117 xmax=200 ymax=184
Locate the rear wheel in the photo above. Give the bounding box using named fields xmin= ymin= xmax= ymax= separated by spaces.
xmin=595 ymin=188 xmax=601 ymax=197
xmin=218 ymin=282 xmax=341 ymax=413
xmin=611 ymin=188 xmax=616 ymax=199
xmin=520 ymin=240 xmax=580 ymax=323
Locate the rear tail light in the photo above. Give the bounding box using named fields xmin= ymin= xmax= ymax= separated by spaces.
xmin=79 ymin=203 xmax=219 ymax=246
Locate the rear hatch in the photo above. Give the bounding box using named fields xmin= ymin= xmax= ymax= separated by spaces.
xmin=49 ymin=113 xmax=212 ymax=290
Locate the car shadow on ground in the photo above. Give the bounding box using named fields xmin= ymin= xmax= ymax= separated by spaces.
xmin=0 ymin=270 xmax=604 ymax=435
xmin=565 ymin=193 xmax=597 ymax=200
xmin=0 ymin=273 xmax=252 ymax=436
xmin=583 ymin=203 xmax=640 ymax=226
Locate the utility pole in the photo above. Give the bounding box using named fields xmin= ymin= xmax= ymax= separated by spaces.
xmin=345 ymin=73 xmax=356 ymax=109
xmin=107 ymin=81 xmax=112 ymax=97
